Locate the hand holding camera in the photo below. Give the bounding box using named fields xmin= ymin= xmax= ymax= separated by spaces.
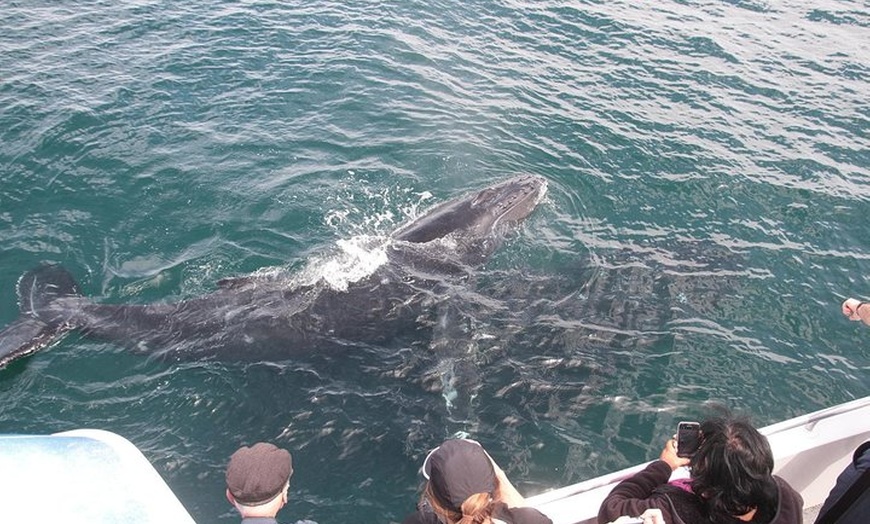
xmin=659 ymin=438 xmax=690 ymax=471
xmin=659 ymin=421 xmax=700 ymax=470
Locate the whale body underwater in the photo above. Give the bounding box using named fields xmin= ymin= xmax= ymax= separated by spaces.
xmin=0 ymin=175 xmax=548 ymax=370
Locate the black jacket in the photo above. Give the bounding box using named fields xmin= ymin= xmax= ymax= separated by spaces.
xmin=402 ymin=501 xmax=552 ymax=524
xmin=597 ymin=460 xmax=803 ymax=524
xmin=814 ymin=441 xmax=870 ymax=524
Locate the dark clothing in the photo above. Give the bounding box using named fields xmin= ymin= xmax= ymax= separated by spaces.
xmin=402 ymin=501 xmax=553 ymax=524
xmin=814 ymin=441 xmax=870 ymax=524
xmin=240 ymin=518 xmax=317 ymax=524
xmin=597 ymin=460 xmax=803 ymax=524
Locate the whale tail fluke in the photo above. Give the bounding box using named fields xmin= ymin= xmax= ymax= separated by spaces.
xmin=0 ymin=264 xmax=82 ymax=368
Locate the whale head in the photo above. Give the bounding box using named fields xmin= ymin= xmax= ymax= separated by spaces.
xmin=392 ymin=175 xmax=547 ymax=263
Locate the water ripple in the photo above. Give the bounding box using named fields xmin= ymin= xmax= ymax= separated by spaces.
xmin=0 ymin=1 xmax=868 ymax=523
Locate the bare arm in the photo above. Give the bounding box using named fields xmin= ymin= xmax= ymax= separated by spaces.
xmin=491 ymin=457 xmax=527 ymax=507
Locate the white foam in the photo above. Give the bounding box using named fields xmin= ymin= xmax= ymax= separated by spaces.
xmin=293 ymin=235 xmax=390 ymax=292
xmin=306 ymin=180 xmax=439 ymax=291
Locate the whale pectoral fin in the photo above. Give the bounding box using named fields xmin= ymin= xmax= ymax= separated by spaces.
xmin=0 ymin=315 xmax=71 ymax=368
xmin=18 ymin=263 xmax=82 ymax=315
xmin=0 ymin=263 xmax=82 ymax=368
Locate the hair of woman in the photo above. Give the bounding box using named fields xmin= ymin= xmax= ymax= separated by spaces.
xmin=424 ymin=482 xmax=498 ymax=524
xmin=690 ymin=416 xmax=779 ymax=523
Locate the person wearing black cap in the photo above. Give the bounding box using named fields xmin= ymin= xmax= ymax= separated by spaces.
xmin=403 ymin=438 xmax=553 ymax=524
xmin=226 ymin=442 xmax=294 ymax=523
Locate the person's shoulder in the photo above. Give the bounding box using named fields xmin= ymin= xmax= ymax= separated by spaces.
xmin=772 ymin=475 xmax=804 ymax=517
xmin=401 ymin=509 xmax=440 ymax=524
xmin=650 ymin=486 xmax=706 ymax=524
xmin=773 ymin=475 xmax=802 ymax=499
xmin=494 ymin=504 xmax=554 ymax=524
xmin=853 ymin=440 xmax=870 ymax=467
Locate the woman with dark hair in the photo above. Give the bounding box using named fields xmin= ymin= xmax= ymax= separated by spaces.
xmin=402 ymin=439 xmax=553 ymax=524
xmin=597 ymin=416 xmax=803 ymax=524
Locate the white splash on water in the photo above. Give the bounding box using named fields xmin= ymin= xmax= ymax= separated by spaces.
xmin=302 ymin=177 xmax=439 ymax=292
xmin=323 ymin=178 xmax=435 ymax=237
xmin=291 ymin=234 xmax=391 ymax=292
xmin=320 ymin=236 xmax=390 ymax=291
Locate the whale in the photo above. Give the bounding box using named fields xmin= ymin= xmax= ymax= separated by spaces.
xmin=0 ymin=174 xmax=548 ymax=370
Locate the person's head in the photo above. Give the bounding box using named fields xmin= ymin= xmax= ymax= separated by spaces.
xmin=422 ymin=439 xmax=498 ymax=524
xmin=690 ymin=417 xmax=778 ymax=522
xmin=225 ymin=442 xmax=294 ymax=518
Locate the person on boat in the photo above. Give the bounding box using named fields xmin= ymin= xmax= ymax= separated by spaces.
xmin=402 ymin=438 xmax=553 ymax=524
xmin=813 ymin=440 xmax=870 ymax=524
xmin=597 ymin=416 xmax=803 ymax=524
xmin=226 ymin=442 xmax=297 ymax=524
xmin=842 ymin=298 xmax=870 ymax=326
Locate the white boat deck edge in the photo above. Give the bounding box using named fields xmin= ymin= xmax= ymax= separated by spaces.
xmin=0 ymin=428 xmax=197 ymax=524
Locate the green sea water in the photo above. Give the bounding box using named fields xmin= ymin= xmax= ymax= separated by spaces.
xmin=0 ymin=1 xmax=867 ymax=523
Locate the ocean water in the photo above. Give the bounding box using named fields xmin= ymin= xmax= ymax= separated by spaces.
xmin=0 ymin=1 xmax=867 ymax=523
